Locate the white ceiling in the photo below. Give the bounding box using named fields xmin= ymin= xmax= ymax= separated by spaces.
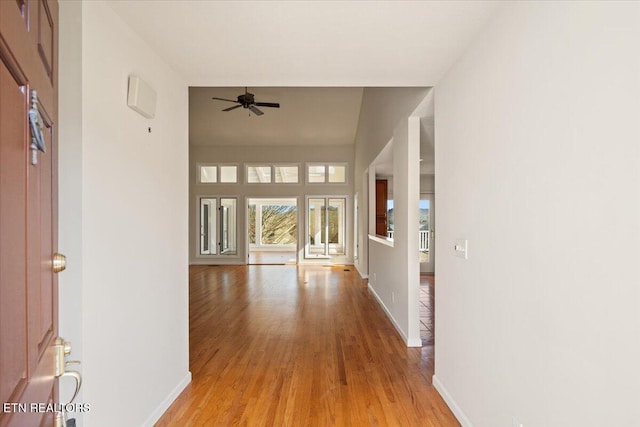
xmin=109 ymin=1 xmax=499 ymax=154
xmin=190 ymin=87 xmax=364 ymax=146
xmin=108 ymin=1 xmax=502 ymax=86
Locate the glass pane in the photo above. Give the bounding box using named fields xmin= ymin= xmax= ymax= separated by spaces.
xmin=419 ymin=199 xmax=431 ymax=262
xmin=199 ymin=198 xmax=217 ymax=255
xmin=200 ymin=166 xmax=217 ymax=183
xmin=274 ymin=166 xmax=298 ymax=183
xmin=220 ymin=198 xmax=237 ymax=254
xmin=248 ymin=204 xmax=256 ymax=244
xmin=308 ymin=165 xmax=325 ymax=183
xmin=202 ymin=204 xmax=209 ymax=253
xmin=387 ymin=200 xmax=394 ymax=239
xmin=328 ymin=198 xmax=345 ymax=255
xmin=328 ymin=165 xmax=346 ymax=183
xmin=247 ymin=166 xmax=272 ymax=183
xmin=220 ymin=166 xmax=237 ymax=183
xmin=308 ymin=198 xmax=326 ymax=255
xmin=261 ymin=205 xmax=297 ymax=244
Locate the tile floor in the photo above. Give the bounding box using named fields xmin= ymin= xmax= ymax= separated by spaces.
xmin=420 ymin=274 xmax=434 ymax=346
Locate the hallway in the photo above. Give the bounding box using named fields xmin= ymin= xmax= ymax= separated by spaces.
xmin=156 ymin=265 xmax=458 ymax=426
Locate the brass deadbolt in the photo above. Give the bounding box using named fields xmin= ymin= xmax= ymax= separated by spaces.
xmin=53 ymin=253 xmax=67 ymax=273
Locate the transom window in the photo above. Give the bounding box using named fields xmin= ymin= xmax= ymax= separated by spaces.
xmin=246 ymin=164 xmax=299 ymax=184
xmin=198 ymin=164 xmax=238 ymax=184
xmin=306 ymin=163 xmax=347 ymax=184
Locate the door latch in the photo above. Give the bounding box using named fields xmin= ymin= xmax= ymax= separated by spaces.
xmin=54 ymin=338 xmax=82 ymax=402
xmin=53 ymin=338 xmax=83 ymax=427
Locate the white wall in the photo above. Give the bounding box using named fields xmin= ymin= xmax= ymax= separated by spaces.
xmin=434 ymin=2 xmax=640 ymax=426
xmin=59 ymin=2 xmax=190 ymax=425
xmin=354 ymin=88 xmax=430 ymax=346
xmin=420 ymin=174 xmax=434 ymax=193
xmin=190 ymin=144 xmax=354 ymax=265
xmin=353 ymin=88 xmax=430 ymax=278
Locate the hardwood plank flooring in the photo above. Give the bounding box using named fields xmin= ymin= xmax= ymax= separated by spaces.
xmin=155 ymin=265 xmax=458 ymax=426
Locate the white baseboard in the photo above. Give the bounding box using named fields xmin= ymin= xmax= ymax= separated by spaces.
xmin=432 ymin=375 xmax=474 ymax=427
xmin=190 ymin=259 xmax=245 ymax=265
xmin=354 ymin=262 xmax=368 ymax=279
xmin=407 ymin=337 xmax=422 ymax=347
xmin=142 ymin=371 xmax=192 ymax=427
xmin=367 ymin=284 xmax=412 ymax=346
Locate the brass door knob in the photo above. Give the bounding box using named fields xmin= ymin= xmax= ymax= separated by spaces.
xmin=53 ymin=253 xmax=66 ymax=273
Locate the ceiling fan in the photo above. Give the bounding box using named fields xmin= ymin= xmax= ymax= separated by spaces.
xmin=212 ymin=87 xmax=280 ymax=116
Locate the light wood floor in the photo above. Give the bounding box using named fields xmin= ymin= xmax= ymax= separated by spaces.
xmin=155 ymin=265 xmax=458 ymax=426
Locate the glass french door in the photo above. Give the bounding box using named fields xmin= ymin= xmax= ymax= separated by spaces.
xmin=306 ymin=197 xmax=346 ymax=258
xmin=200 ymin=198 xmax=217 ymax=255
xmin=220 ymin=198 xmax=237 ymax=254
xmin=199 ymin=197 xmax=237 ymax=255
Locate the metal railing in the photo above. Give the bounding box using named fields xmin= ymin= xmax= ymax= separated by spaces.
xmin=386 ymin=230 xmax=430 ymax=252
xmin=419 ymin=230 xmax=429 ymax=251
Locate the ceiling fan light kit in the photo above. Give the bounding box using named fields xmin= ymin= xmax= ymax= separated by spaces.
xmin=212 ymin=87 xmax=280 ymax=116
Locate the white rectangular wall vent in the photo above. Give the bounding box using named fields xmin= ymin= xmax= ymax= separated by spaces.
xmin=127 ymin=75 xmax=157 ymax=118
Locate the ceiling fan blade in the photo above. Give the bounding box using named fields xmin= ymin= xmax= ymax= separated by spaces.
xmin=212 ymin=97 xmax=239 ymax=103
xmin=222 ymin=105 xmax=242 ymax=112
xmin=248 ymin=105 xmax=264 ymax=116
xmin=255 ymin=102 xmax=280 ymax=108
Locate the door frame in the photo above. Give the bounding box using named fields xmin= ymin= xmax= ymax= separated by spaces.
xmin=245 ymin=196 xmax=300 ymax=265
xmin=420 ymin=192 xmax=435 ymax=274
xmin=304 ymin=195 xmax=350 ymax=260
xmin=195 ymin=195 xmax=240 ymax=261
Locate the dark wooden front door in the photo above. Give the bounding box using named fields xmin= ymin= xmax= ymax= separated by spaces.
xmin=1 ymin=0 xmax=60 ymax=426
xmin=375 ymin=179 xmax=388 ymax=236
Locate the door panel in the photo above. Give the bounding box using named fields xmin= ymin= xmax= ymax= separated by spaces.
xmin=375 ymin=180 xmax=387 ymax=236
xmin=37 ymin=0 xmax=55 ymax=78
xmin=306 ymin=197 xmax=346 ymax=258
xmin=328 ymin=198 xmax=345 ymax=255
xmin=30 ymin=106 xmax=56 ymax=369
xmin=220 ymin=198 xmax=237 ymax=255
xmin=0 ymin=50 xmax=29 ymax=412
xmin=0 ymin=0 xmax=59 ymax=425
xmin=307 ymin=198 xmax=326 ymax=256
xmin=199 ymin=198 xmax=217 ymax=255
xmin=0 ymin=0 xmax=55 ymax=112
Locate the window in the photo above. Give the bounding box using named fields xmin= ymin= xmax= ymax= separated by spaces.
xmin=246 ymin=164 xmax=299 ymax=184
xmin=308 ymin=165 xmax=325 ymax=183
xmin=198 ymin=164 xmax=237 ymax=184
xmin=274 ymin=166 xmax=299 ymax=183
xmin=220 ymin=166 xmax=237 ymax=183
xmin=306 ymin=163 xmax=347 ymax=184
xmin=200 ymin=166 xmax=217 ymax=183
xmin=387 ymin=199 xmax=394 ymax=239
xmin=328 ymin=165 xmax=346 ymax=183
xmin=247 ymin=165 xmax=272 ymax=183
